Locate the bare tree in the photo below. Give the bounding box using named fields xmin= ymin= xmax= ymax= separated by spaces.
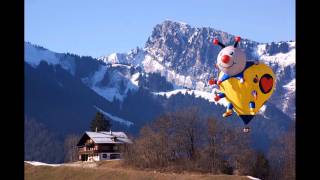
xmin=170 ymin=107 xmax=203 ymax=161
xmin=213 ymin=121 xmax=255 ymax=175
xmin=123 ymin=123 xmax=171 ymax=169
xmin=123 ymin=107 xmax=265 ymax=176
xmin=64 ymin=134 xmax=81 ymax=162
xmin=123 ymin=107 xmax=205 ymax=170
xmin=281 ymin=125 xmax=295 ymax=180
xmin=25 ymin=118 xmax=64 ymax=163
xmin=268 ymin=123 xmax=295 ymax=180
xmin=198 ymin=117 xmax=221 ymax=173
xmin=251 ymin=151 xmax=270 ymax=180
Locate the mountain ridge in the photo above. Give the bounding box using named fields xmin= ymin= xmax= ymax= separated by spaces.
xmin=24 ymin=21 xmax=295 ymax=163
xmin=98 ymin=20 xmax=296 ymax=119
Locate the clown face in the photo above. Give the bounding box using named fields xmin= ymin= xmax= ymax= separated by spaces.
xmin=216 ymin=46 xmax=246 ymax=76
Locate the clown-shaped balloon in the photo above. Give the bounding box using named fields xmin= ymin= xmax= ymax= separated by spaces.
xmin=209 ymin=36 xmax=276 ymax=132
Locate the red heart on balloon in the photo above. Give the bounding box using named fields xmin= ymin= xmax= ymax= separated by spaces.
xmin=259 ymin=74 xmax=273 ymax=94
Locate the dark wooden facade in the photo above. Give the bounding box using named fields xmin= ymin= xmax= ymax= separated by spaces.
xmin=77 ymin=132 xmax=125 ymax=161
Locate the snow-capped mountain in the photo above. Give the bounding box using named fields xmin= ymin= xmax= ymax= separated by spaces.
xmin=254 ymin=42 xmax=295 ymax=118
xmin=25 ymin=20 xmax=295 ymax=120
xmin=98 ymin=21 xmax=295 ymax=119
xmin=24 ymin=21 xmax=295 ymax=164
xmin=24 ymin=42 xmax=139 ymax=134
xmin=25 ymin=42 xmax=141 ymax=102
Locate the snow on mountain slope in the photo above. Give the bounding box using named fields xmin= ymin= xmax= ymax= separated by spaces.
xmin=130 ymin=72 xmax=140 ymax=86
xmin=88 ymin=65 xmax=139 ymax=102
xmin=93 ymin=87 xmax=123 ymax=102
xmin=25 ymin=42 xmax=60 ymax=67
xmin=142 ymin=54 xmax=166 ymax=73
xmin=25 ymin=42 xmax=76 ymax=74
xmin=100 ymin=21 xmax=294 ymax=89
xmin=282 ymin=79 xmax=296 ymax=118
xmin=284 ymin=79 xmax=295 ymax=91
xmin=25 ymin=20 xmax=295 ymax=119
xmin=94 ymin=22 xmax=295 ymax=119
xmin=99 ymin=53 xmax=128 ymax=64
xmin=154 ymin=88 xmax=268 ymax=116
xmin=25 ymin=42 xmax=140 ymax=103
xmin=94 ymin=106 xmax=134 ymax=126
xmin=153 ymin=88 xmax=227 ymax=105
xmin=254 ymin=42 xmax=295 ymax=119
xmin=98 ymin=21 xmax=295 ymax=119
xmin=256 ymin=44 xmax=295 ymax=72
xmin=90 ymin=66 xmax=108 ymax=86
xmin=98 ymin=48 xmax=146 ymax=67
xmin=141 ymin=54 xmax=197 ymax=89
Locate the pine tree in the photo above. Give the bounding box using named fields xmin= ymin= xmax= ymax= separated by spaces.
xmin=90 ymin=111 xmax=112 ymax=131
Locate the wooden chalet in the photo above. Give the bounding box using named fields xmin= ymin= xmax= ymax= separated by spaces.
xmin=77 ymin=131 xmax=132 ymax=161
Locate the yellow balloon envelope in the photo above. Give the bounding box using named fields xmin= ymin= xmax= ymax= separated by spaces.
xmin=218 ymin=63 xmax=276 ymax=124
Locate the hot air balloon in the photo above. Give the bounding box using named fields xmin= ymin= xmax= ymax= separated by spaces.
xmin=210 ymin=36 xmax=276 ymax=132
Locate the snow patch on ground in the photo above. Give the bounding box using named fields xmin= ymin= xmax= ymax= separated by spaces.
xmin=246 ymin=176 xmax=261 ymax=180
xmin=25 ymin=161 xmax=62 ymax=167
xmin=94 ymin=106 xmax=134 ymax=126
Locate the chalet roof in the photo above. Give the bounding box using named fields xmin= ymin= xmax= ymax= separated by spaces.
xmin=78 ymin=131 xmax=132 ymax=145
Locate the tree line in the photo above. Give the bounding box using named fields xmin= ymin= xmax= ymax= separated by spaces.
xmin=25 ymin=108 xmax=294 ymax=180
xmin=25 ymin=111 xmax=112 ymax=163
xmin=121 ymin=107 xmax=295 ymax=180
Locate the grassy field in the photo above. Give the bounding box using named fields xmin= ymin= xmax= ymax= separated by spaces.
xmin=25 ymin=160 xmax=254 ymax=180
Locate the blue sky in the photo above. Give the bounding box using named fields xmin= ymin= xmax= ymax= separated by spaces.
xmin=25 ymin=0 xmax=295 ymax=58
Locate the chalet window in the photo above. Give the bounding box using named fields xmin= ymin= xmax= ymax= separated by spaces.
xmin=110 ymin=154 xmax=120 ymax=159
xmin=113 ymin=146 xmax=119 ymax=151
xmin=101 ymin=145 xmax=112 ymax=151
xmin=85 ymin=142 xmax=94 ymax=148
xmin=102 ymin=154 xmax=107 ymax=159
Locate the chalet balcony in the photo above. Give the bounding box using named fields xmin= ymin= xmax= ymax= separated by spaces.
xmin=78 ymin=149 xmax=98 ymax=154
xmin=78 ymin=147 xmax=121 ymax=154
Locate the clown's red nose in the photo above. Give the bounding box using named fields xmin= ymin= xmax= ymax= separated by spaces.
xmin=221 ymin=55 xmax=230 ymax=63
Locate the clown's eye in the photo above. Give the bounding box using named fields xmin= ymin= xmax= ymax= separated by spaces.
xmin=230 ymin=52 xmax=234 ymax=55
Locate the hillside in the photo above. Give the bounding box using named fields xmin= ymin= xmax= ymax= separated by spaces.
xmin=24 ymin=20 xmax=295 ymax=163
xmin=24 ymin=161 xmax=258 ymax=180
